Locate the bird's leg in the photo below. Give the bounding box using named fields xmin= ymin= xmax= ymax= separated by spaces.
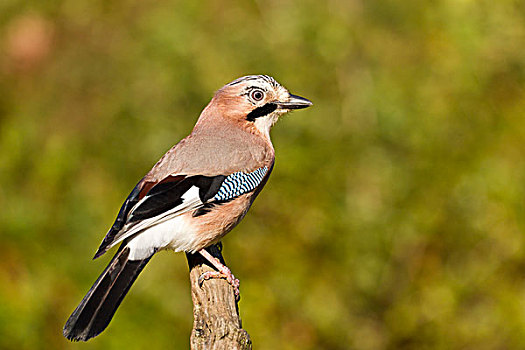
xmin=197 ymin=249 xmax=240 ymax=298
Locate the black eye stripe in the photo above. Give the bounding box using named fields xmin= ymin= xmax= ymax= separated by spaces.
xmin=246 ymin=103 xmax=277 ymax=122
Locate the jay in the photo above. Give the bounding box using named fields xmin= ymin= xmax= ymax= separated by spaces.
xmin=63 ymin=75 xmax=312 ymax=341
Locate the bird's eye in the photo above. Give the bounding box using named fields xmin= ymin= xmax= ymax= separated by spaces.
xmin=250 ymin=89 xmax=265 ymax=102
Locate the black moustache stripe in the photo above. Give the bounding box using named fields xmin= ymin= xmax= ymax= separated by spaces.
xmin=246 ymin=103 xmax=277 ymax=122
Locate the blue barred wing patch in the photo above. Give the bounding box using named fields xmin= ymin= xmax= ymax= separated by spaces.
xmin=213 ymin=167 xmax=268 ymax=201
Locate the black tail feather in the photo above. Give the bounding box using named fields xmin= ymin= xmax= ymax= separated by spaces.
xmin=63 ymin=246 xmax=152 ymax=341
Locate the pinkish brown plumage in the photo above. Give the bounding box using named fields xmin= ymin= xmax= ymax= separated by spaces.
xmin=63 ymin=75 xmax=312 ymax=342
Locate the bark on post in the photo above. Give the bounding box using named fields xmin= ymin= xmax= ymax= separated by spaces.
xmin=186 ymin=243 xmax=252 ymax=350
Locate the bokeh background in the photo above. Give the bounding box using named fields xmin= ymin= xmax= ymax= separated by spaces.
xmin=1 ymin=0 xmax=525 ymax=349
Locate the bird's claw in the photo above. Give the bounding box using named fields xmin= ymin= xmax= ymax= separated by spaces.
xmin=198 ymin=270 xmax=240 ymax=300
xmin=198 ymin=271 xmax=223 ymax=286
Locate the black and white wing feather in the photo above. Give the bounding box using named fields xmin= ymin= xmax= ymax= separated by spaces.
xmin=94 ymin=167 xmax=269 ymax=258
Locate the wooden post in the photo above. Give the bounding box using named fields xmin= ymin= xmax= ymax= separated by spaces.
xmin=186 ymin=243 xmax=252 ymax=350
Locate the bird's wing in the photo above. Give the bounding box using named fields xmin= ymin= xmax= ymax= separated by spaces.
xmin=93 ymin=166 xmax=270 ymax=258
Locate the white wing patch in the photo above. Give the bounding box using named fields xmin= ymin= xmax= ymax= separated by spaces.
xmin=106 ymin=186 xmax=202 ymax=251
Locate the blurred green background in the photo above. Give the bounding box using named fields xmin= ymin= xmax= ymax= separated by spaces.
xmin=1 ymin=0 xmax=525 ymax=349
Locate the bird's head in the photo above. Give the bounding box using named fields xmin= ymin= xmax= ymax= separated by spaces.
xmin=201 ymin=75 xmax=312 ymax=137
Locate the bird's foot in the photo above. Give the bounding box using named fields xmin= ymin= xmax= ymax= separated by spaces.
xmin=197 ymin=249 xmax=240 ymax=299
xmin=198 ymin=270 xmax=240 ymax=298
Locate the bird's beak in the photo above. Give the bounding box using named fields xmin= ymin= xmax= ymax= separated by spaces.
xmin=276 ymin=93 xmax=313 ymax=110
